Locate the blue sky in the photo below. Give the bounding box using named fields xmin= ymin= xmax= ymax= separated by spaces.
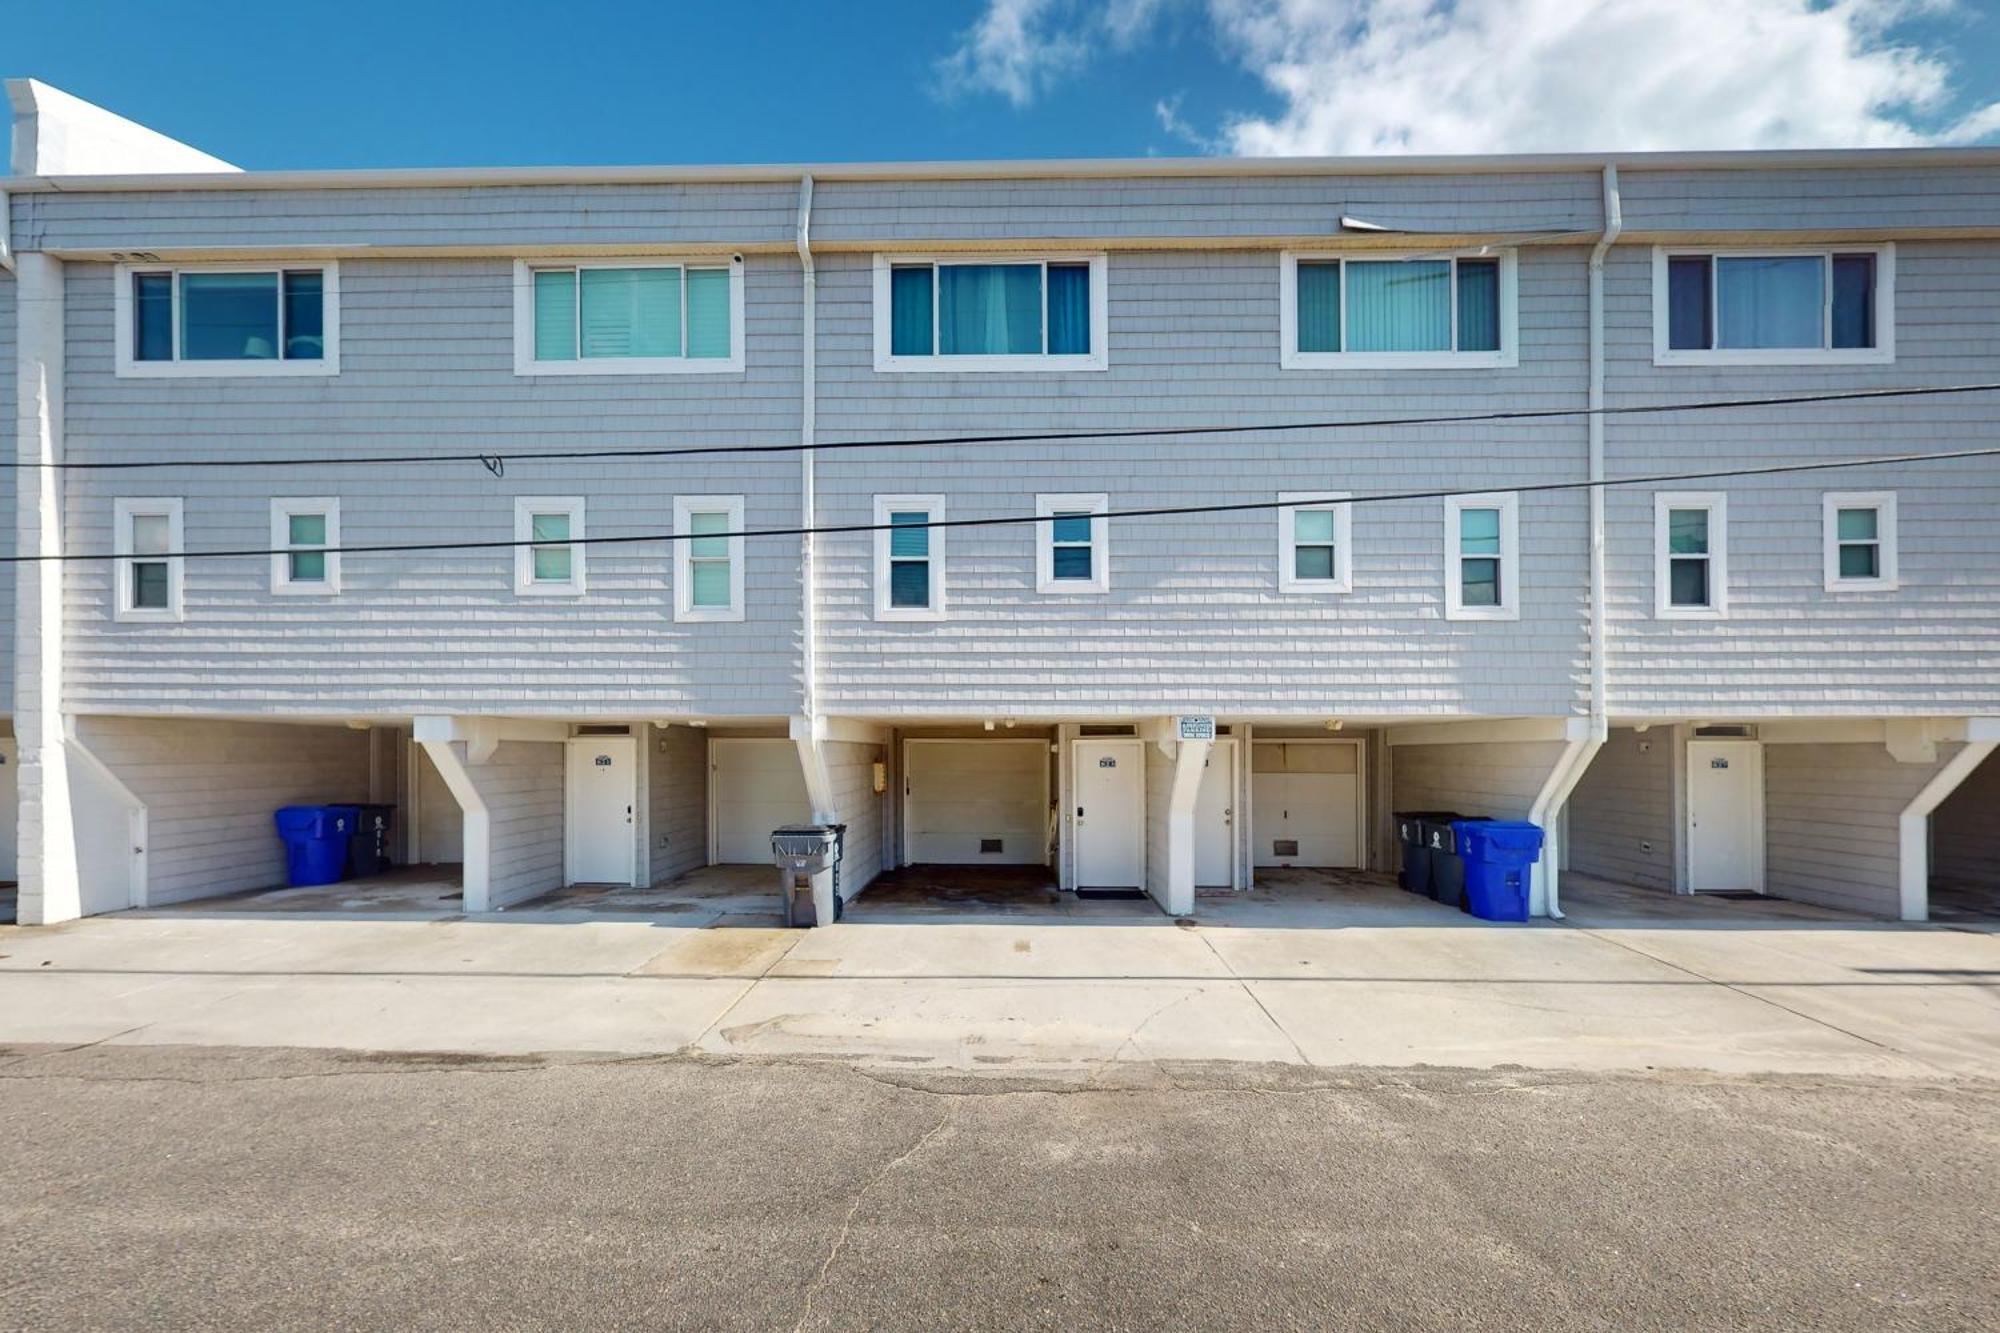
xmin=9 ymin=1 xmax=2000 ymax=169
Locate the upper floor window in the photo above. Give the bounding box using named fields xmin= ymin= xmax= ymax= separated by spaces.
xmin=270 ymin=498 xmax=341 ymax=596
xmin=114 ymin=497 xmax=184 ymax=622
xmin=1444 ymin=493 xmax=1518 ymax=621
xmin=1277 ymin=492 xmax=1353 ymax=594
xmin=674 ymin=496 xmax=746 ymax=622
xmin=1654 ymin=493 xmax=1728 ymax=618
xmin=1822 ymin=491 xmax=1898 ymax=592
xmin=513 ymin=259 xmax=744 ymax=375
xmin=1281 ymin=251 xmax=1517 ymax=370
xmin=1035 ymin=494 xmax=1109 ymax=594
xmin=114 ymin=263 xmax=338 ymax=377
xmin=1653 ymin=245 xmax=1893 ymax=365
xmin=872 ymin=255 xmax=1108 ymax=372
xmin=874 ymin=495 xmax=945 ymax=620
xmin=515 ymin=497 xmax=586 ymax=595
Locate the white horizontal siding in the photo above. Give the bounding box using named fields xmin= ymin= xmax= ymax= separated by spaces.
xmin=1390 ymin=740 xmax=1566 ymax=823
xmin=824 ymin=738 xmax=886 ymax=895
xmin=74 ymin=715 xmax=371 ymax=905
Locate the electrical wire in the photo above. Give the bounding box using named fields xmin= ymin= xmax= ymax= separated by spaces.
xmin=7 ymin=380 xmax=2000 ymax=472
xmin=8 ymin=441 xmax=1995 ymax=565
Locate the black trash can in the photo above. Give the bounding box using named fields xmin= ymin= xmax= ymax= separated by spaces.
xmin=1395 ymin=810 xmax=1457 ymax=894
xmin=1424 ymin=815 xmax=1490 ymax=911
xmin=347 ymin=803 xmax=398 ymax=878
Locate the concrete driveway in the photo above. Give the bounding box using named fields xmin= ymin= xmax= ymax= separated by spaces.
xmin=3 ymin=872 xmax=1995 ymax=1077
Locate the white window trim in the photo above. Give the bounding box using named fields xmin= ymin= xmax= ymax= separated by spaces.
xmin=873 ymin=494 xmax=946 ymax=621
xmin=514 ymin=496 xmax=586 ymax=596
xmin=511 ymin=257 xmax=746 ymax=376
xmin=113 ymin=261 xmax=341 ymax=378
xmin=1822 ymin=491 xmax=1899 ymax=592
xmin=1650 ymin=244 xmax=1895 ymax=367
xmin=673 ymin=495 xmax=746 ymax=622
xmin=1034 ymin=493 xmax=1110 ymax=595
xmin=1444 ymin=492 xmax=1519 ymax=622
xmin=113 ymin=497 xmax=184 ymax=623
xmin=269 ymin=497 xmax=342 ymax=596
xmin=871 ymin=253 xmax=1109 ymax=373
xmin=1654 ymin=492 xmax=1729 ymax=619
xmin=1276 ymin=491 xmax=1353 ymax=594
xmin=1279 ymin=250 xmax=1519 ymax=371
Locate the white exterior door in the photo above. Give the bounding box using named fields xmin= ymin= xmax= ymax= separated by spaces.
xmin=1073 ymin=739 xmax=1143 ymax=889
xmin=711 ymin=739 xmax=812 ymax=864
xmin=1687 ymin=740 xmax=1763 ymax=892
xmin=566 ymin=737 xmax=637 ymax=885
xmin=0 ymin=738 xmax=16 ymax=881
xmin=1251 ymin=741 xmax=1361 ymax=868
xmin=904 ymin=740 xmax=1048 ymax=865
xmin=1194 ymin=738 xmax=1235 ymax=888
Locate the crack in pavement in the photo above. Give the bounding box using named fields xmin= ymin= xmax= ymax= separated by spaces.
xmin=792 ymin=1099 xmax=956 ymax=1333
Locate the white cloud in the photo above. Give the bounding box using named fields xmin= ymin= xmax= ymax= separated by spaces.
xmin=938 ymin=0 xmax=2000 ymax=151
xmin=1210 ymin=0 xmax=1996 ymax=154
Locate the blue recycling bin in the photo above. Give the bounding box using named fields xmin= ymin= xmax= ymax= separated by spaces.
xmin=274 ymin=805 xmax=360 ymax=887
xmin=1456 ymin=820 xmax=1545 ymax=922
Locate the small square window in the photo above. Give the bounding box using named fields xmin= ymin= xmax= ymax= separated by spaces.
xmin=1036 ymin=494 xmax=1109 ymax=594
xmin=875 ymin=496 xmax=945 ymax=620
xmin=1655 ymin=493 xmax=1727 ymax=618
xmin=515 ymin=498 xmax=586 ymax=595
xmin=1444 ymin=494 xmax=1517 ymax=620
xmin=271 ymin=499 xmax=341 ymax=595
xmin=674 ymin=496 xmax=746 ymax=622
xmin=115 ymin=498 xmax=184 ymax=622
xmin=1823 ymin=492 xmax=1898 ymax=592
xmin=1277 ymin=493 xmax=1352 ymax=593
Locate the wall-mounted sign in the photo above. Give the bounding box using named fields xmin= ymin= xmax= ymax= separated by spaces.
xmin=1099 ymin=757 xmax=1117 ymax=768
xmin=1710 ymin=758 xmax=1729 ymax=769
xmin=1177 ymin=715 xmax=1216 ymax=742
xmin=595 ymin=754 xmax=614 ymax=767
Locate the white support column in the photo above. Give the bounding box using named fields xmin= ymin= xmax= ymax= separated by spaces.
xmin=789 ymin=715 xmax=839 ymax=925
xmin=1899 ymin=735 xmax=1998 ymax=923
xmin=417 ymin=738 xmax=491 ymax=912
xmin=1163 ymin=737 xmax=1212 ymax=917
xmin=13 ymin=253 xmax=81 ymax=924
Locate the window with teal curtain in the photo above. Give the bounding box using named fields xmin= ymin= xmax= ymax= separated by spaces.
xmin=533 ymin=270 xmax=578 ymax=360
xmin=530 ymin=512 xmax=573 ymax=582
xmin=1047 ymin=263 xmax=1090 ymax=355
xmin=890 ymin=266 xmax=934 ymax=356
xmin=1836 ymin=507 xmax=1879 ymax=578
xmin=1296 ymin=261 xmax=1340 ymax=353
xmin=939 ymin=263 xmax=1041 ymax=355
xmin=180 ymin=272 xmax=279 ymax=360
xmin=1667 ymin=508 xmax=1712 ymax=606
xmin=580 ymin=267 xmax=681 ymax=358
xmin=1456 ymin=259 xmax=1500 ymax=352
xmin=133 ymin=273 xmax=174 ymax=361
xmin=1716 ymin=256 xmax=1822 ymax=349
xmin=1049 ymin=512 xmax=1093 ymax=579
xmin=687 ymin=511 xmax=733 ymax=606
xmin=281 ymin=272 xmax=324 ymax=360
xmin=685 ymin=268 xmax=731 ymax=359
xmin=287 ymin=512 xmax=328 ymax=583
xmin=1345 ymin=260 xmax=1451 ymax=352
xmin=1293 ymin=509 xmax=1337 ymax=579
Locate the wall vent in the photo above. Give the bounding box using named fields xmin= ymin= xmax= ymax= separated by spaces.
xmin=980 ymin=838 xmax=1004 ymax=855
xmin=1079 ymin=724 xmax=1137 ymax=736
xmin=1693 ymin=725 xmax=1756 ymax=738
xmin=1273 ymin=839 xmax=1299 ymax=857
xmin=574 ymin=724 xmax=632 ymax=736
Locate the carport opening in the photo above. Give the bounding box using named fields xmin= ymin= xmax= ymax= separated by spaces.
xmin=1932 ymin=747 xmax=2000 ymax=923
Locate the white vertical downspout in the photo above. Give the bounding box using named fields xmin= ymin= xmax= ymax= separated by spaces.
xmin=0 ymin=190 xmax=14 ymax=271
xmin=1539 ymin=164 xmax=1623 ymax=921
xmin=795 ymin=175 xmax=818 ymax=726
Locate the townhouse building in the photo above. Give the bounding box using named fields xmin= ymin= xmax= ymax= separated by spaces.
xmin=4 ymin=81 xmax=1996 ymax=928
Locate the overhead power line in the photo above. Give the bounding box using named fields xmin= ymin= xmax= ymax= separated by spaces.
xmin=5 ymin=443 xmax=1995 ymax=566
xmin=8 ymin=380 xmax=2000 ymax=473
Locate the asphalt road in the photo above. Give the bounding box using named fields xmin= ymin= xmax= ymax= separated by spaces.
xmin=1 ymin=1045 xmax=1994 ymax=1332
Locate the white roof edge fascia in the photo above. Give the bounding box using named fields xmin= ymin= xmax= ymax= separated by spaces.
xmin=10 ymin=145 xmax=2000 ymax=194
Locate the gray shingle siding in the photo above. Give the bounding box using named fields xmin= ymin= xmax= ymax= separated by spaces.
xmin=814 ymin=247 xmax=1590 ymax=718
xmin=1568 ymin=727 xmax=1674 ymax=889
xmin=1603 ymin=241 xmax=2000 ymax=715
xmin=1 ymin=271 xmax=15 ymax=707
xmin=14 ymin=163 xmax=1998 ymax=724
xmin=1764 ymin=741 xmax=1963 ymax=917
xmin=58 ymin=258 xmax=805 ymax=717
